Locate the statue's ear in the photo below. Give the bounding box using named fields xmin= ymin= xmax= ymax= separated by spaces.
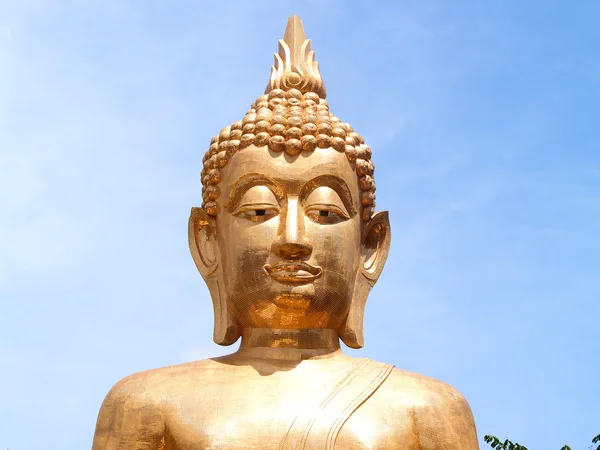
xmin=188 ymin=207 xmax=219 ymax=279
xmin=341 ymin=211 xmax=391 ymax=349
xmin=188 ymin=207 xmax=240 ymax=346
xmin=359 ymin=211 xmax=391 ymax=283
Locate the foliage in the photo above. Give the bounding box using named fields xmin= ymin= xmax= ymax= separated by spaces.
xmin=484 ymin=433 xmax=600 ymax=450
xmin=484 ymin=435 xmax=528 ymax=450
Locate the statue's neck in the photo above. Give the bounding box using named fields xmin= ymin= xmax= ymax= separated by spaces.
xmin=237 ymin=328 xmax=342 ymax=361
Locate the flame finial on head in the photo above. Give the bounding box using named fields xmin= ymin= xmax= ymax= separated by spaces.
xmin=265 ymin=15 xmax=327 ymax=98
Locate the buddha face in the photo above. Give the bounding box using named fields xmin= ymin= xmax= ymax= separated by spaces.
xmin=190 ymin=143 xmax=390 ymax=347
xmin=214 ymin=145 xmax=362 ymax=331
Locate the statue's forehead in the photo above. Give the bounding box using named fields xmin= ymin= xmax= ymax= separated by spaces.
xmin=221 ymin=145 xmax=358 ymax=195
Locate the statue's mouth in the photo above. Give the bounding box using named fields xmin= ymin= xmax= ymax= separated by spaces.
xmin=263 ymin=261 xmax=323 ymax=285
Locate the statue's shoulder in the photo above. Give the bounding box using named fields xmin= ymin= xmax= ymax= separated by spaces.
xmin=377 ymin=366 xmax=479 ymax=449
xmin=383 ymin=366 xmax=469 ymax=405
xmin=93 ymin=363 xmax=195 ymax=448
xmin=104 ymin=357 xmax=226 ymax=401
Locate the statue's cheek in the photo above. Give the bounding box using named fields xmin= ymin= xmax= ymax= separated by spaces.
xmin=313 ymin=222 xmax=360 ymax=265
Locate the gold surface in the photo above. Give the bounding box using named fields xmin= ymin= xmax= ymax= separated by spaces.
xmin=92 ymin=15 xmax=479 ymax=449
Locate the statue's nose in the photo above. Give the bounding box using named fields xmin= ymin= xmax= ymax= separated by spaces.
xmin=273 ymin=241 xmax=312 ymax=259
xmin=272 ymin=198 xmax=312 ymax=259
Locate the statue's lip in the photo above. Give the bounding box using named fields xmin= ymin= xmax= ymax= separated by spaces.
xmin=263 ymin=261 xmax=323 ymax=285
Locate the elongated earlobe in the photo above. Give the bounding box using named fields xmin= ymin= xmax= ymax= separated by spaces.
xmin=341 ymin=211 xmax=391 ymax=348
xmin=188 ymin=207 xmax=240 ymax=346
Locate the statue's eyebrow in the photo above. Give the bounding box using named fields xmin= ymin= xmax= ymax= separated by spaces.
xmin=225 ymin=173 xmax=285 ymax=213
xmin=299 ymin=175 xmax=357 ymax=218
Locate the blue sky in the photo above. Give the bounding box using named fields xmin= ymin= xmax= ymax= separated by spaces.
xmin=1 ymin=1 xmax=598 ymax=449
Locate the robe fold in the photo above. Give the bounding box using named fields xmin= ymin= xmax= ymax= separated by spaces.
xmin=279 ymin=358 xmax=394 ymax=450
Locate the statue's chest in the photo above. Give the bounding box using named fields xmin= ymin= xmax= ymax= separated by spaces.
xmin=165 ymin=382 xmax=417 ymax=449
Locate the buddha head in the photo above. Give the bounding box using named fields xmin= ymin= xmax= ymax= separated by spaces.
xmin=188 ymin=16 xmax=391 ymax=349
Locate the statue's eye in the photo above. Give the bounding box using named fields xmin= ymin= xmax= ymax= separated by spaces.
xmin=236 ymin=206 xmax=279 ymax=223
xmin=303 ymin=186 xmax=351 ymax=224
xmin=305 ymin=206 xmax=347 ymax=224
xmin=232 ymin=186 xmax=280 ymax=223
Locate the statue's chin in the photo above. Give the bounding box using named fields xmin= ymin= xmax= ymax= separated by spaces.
xmin=273 ymin=293 xmax=312 ymax=310
xmin=267 ymin=278 xmax=316 ymax=309
xmin=228 ymin=280 xmax=351 ymax=330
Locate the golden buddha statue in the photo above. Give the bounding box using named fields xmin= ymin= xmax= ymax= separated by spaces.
xmin=92 ymin=15 xmax=479 ymax=450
